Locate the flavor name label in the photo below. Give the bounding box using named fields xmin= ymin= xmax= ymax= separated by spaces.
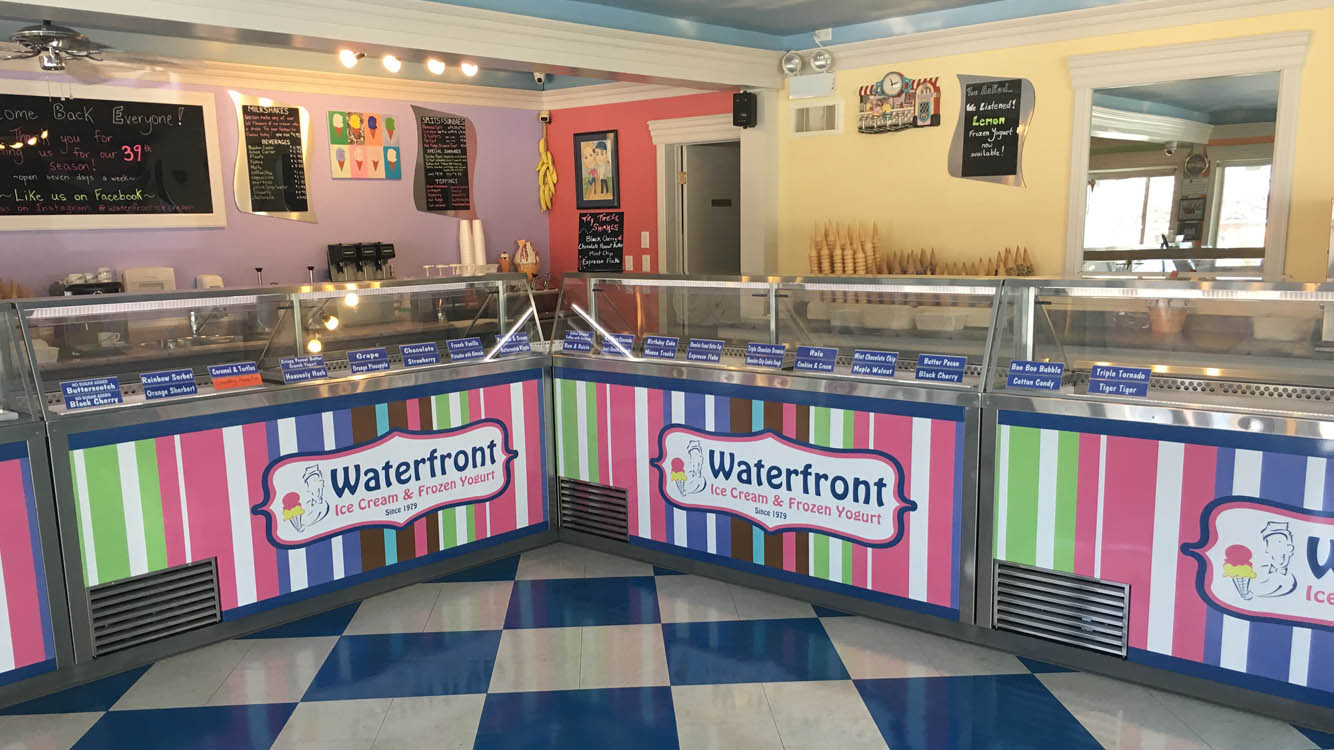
xmin=794 ymin=346 xmax=837 ymax=373
xmin=498 ymin=332 xmax=531 ymax=356
xmin=686 ymin=339 xmax=724 ymax=363
xmin=1006 ymin=360 xmax=1064 ymax=391
xmin=650 ymin=425 xmax=915 ymax=547
xmin=745 ymin=342 xmax=786 ymax=369
xmin=642 ymin=335 xmax=680 ymax=360
xmin=601 ymin=333 xmax=637 ymax=357
xmin=447 ymin=338 xmax=484 ymax=362
xmin=348 ymin=348 xmax=390 ymax=374
xmin=280 ymin=355 xmax=329 ymax=384
xmin=563 ymin=330 xmax=593 ymax=353
xmin=61 ymin=377 xmax=123 ymax=410
xmin=141 ymin=369 xmax=197 ymax=400
xmin=254 ymin=419 xmax=517 ymax=548
xmin=914 ymin=354 xmax=966 ymax=383
xmin=851 ymin=350 xmax=898 ymax=378
xmin=401 ymin=342 xmax=440 ymax=367
xmin=1088 ymin=365 xmax=1151 ymax=397
xmin=209 ymin=362 xmax=262 ymax=391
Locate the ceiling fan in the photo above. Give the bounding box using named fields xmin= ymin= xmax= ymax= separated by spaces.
xmin=0 ymin=20 xmax=181 ymax=82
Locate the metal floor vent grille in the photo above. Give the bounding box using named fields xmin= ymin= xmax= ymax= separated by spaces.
xmin=993 ymin=561 xmax=1129 ymax=657
xmin=559 ymin=478 xmax=629 ymax=541
xmin=88 ymin=559 xmax=221 ymax=657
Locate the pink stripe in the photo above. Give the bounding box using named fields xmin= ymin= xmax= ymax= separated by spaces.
xmin=1099 ymin=435 xmax=1160 ymax=650
xmin=405 ymin=398 xmax=421 ymax=430
xmin=596 ymin=383 xmax=612 ymax=485
xmin=526 ymin=381 xmax=546 ymax=526
xmin=154 ymin=437 xmax=188 ymax=569
xmin=649 ymin=388 xmax=667 ymax=543
xmin=1172 ymin=443 xmax=1218 ymax=662
xmin=782 ymin=403 xmax=796 ymax=437
xmin=783 ymin=530 xmax=796 ymax=572
xmin=179 ymin=430 xmax=238 ymax=610
xmin=850 ymin=411 xmax=871 ymax=589
xmin=484 ymin=386 xmax=516 ymax=537
xmin=467 ymin=388 xmax=490 ymax=539
xmin=1072 ymin=433 xmax=1102 ymax=577
xmin=608 ymin=383 xmax=639 ymax=537
xmin=926 ymin=420 xmax=955 ymax=606
xmin=242 ymin=423 xmax=280 ymax=604
xmin=0 ymin=459 xmax=45 ymax=668
xmin=870 ymin=413 xmax=914 ymax=599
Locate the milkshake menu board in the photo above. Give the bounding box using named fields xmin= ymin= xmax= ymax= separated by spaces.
xmin=0 ymin=92 xmax=216 ymax=218
xmin=577 ymin=211 xmax=624 ymax=272
xmin=961 ymin=79 xmax=1022 ymax=177
xmin=419 ymin=114 xmax=471 ymax=211
xmin=240 ymin=105 xmax=308 ymax=213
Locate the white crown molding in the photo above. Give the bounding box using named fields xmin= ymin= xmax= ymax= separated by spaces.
xmin=30 ymin=0 xmax=781 ymax=89
xmin=1068 ymin=31 xmax=1312 ymax=88
xmin=1090 ymin=106 xmax=1213 ymax=145
xmin=540 ymin=83 xmax=716 ymax=111
xmin=807 ymin=0 xmax=1331 ymax=70
xmin=648 ymin=114 xmax=736 ymax=145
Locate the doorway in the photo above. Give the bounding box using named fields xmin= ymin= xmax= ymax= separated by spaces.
xmin=671 ymin=141 xmax=741 ymax=275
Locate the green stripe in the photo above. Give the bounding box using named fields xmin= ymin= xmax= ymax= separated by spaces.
xmin=810 ymin=407 xmax=830 ymax=581
xmin=135 ymin=440 xmax=168 ymax=572
xmin=1052 ymin=430 xmax=1080 ymax=572
xmin=83 ymin=445 xmax=131 ymax=584
xmin=583 ymin=381 xmax=599 ymax=482
xmin=559 ymin=379 xmax=578 ymax=479
xmin=1003 ymin=426 xmax=1041 ymax=567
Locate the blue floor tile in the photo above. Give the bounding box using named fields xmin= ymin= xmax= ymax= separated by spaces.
xmin=475 ymin=687 xmax=678 ymax=750
xmin=504 ymin=577 xmax=660 ymax=628
xmin=1297 ymin=726 xmax=1334 ymax=746
xmin=662 ymin=618 xmax=849 ymax=685
xmin=239 ymin=603 xmax=360 ymax=639
xmin=74 ymin=703 xmax=295 ymax=750
xmin=856 ymin=674 xmax=1101 ymax=750
xmin=0 ymin=666 xmax=150 ymax=715
xmin=1017 ymin=656 xmax=1077 ymax=674
xmin=812 ymin=604 xmax=852 ymax=617
xmin=303 ymin=630 xmax=501 ymax=701
xmin=433 ymin=554 xmax=520 ymax=582
xmin=652 ymin=564 xmax=685 ymax=576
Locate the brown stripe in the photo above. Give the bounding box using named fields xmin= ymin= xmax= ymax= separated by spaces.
xmin=418 ymin=397 xmax=434 ymax=432
xmin=415 ymin=398 xmax=441 ymax=553
xmin=762 ymin=401 xmax=784 ymax=568
xmin=350 ymin=406 xmax=386 ymax=571
xmin=385 ymin=401 xmax=416 ymax=562
xmin=795 ymin=404 xmax=811 ymax=575
xmin=728 ymin=397 xmax=754 ymax=562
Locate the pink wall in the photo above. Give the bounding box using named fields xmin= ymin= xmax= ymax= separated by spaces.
xmin=544 ymin=91 xmax=734 ymax=280
xmin=0 ymin=73 xmax=549 ymax=293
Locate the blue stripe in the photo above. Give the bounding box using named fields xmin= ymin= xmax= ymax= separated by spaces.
xmin=998 ymin=410 xmax=1334 ymax=458
xmin=20 ymin=455 xmax=54 ymax=661
xmin=553 ymin=367 xmax=964 ymax=423
xmin=0 ymin=439 xmax=28 ymax=462
xmin=1245 ymin=452 xmax=1306 ymax=682
xmin=67 ymin=368 xmax=544 ymax=449
xmin=266 ymin=421 xmax=290 ymax=597
xmin=1203 ymin=447 xmax=1234 ymax=668
xmin=334 ymin=409 xmax=362 ymax=577
xmin=294 ymin=413 xmax=335 ymax=588
xmin=684 ymin=393 xmax=708 ymax=548
xmin=713 ymin=395 xmax=731 ymax=558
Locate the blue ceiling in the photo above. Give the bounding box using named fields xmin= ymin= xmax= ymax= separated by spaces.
xmin=437 ymin=0 xmax=1134 ymax=49
xmin=1095 ymin=73 xmax=1280 ymax=125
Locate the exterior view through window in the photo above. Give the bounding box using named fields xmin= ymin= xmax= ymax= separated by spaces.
xmin=1084 ymin=173 xmax=1175 ymax=249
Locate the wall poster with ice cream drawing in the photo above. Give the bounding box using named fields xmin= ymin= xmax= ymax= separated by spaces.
xmin=993 ymin=409 xmax=1334 ymax=704
xmin=554 ymin=368 xmax=967 ymax=620
xmin=329 ymin=110 xmax=401 ymax=179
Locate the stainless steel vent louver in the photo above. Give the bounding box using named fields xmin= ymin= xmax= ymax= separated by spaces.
xmin=558 ymin=478 xmax=628 ymax=541
xmin=88 ymin=559 xmax=221 ymax=657
xmin=993 ymin=560 xmax=1129 ymax=657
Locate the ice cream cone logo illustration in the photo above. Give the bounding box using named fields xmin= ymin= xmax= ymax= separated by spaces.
xmin=385 ymin=116 xmax=396 ymax=140
xmin=387 ymin=149 xmax=398 ymax=167
xmin=1223 ymin=544 xmax=1256 ymax=600
xmin=670 ymin=457 xmax=687 ymax=492
xmin=332 ymin=112 xmax=345 ymax=139
xmin=282 ymin=491 xmax=305 ymax=533
xmin=335 ymin=147 xmax=347 ymax=171
xmin=367 ymin=115 xmax=378 ymax=138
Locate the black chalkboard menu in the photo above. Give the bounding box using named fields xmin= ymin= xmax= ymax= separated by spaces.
xmin=0 ymin=92 xmax=213 ymax=217
xmin=419 ymin=114 xmax=471 ymax=211
xmin=578 ymin=211 xmax=624 ymax=272
xmin=961 ymin=79 xmax=1022 ymax=177
xmin=240 ymin=105 xmax=308 ymax=213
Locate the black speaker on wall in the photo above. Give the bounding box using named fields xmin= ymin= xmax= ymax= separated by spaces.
xmin=733 ymin=91 xmax=757 ymax=129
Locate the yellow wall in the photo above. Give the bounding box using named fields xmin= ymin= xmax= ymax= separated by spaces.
xmin=778 ymin=8 xmax=1334 ymax=279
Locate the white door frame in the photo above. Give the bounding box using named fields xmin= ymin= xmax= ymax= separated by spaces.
xmin=1064 ymin=31 xmax=1309 ymax=280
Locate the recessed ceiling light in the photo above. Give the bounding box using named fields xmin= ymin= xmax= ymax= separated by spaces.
xmin=382 ymin=54 xmax=402 ymax=73
xmin=426 ymin=58 xmax=445 ymax=75
xmin=460 ymin=61 xmax=478 ymax=77
xmin=338 ymin=49 xmax=363 ymax=68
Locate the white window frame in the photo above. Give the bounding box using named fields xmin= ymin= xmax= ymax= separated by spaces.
xmin=1064 ymin=32 xmax=1308 ymax=281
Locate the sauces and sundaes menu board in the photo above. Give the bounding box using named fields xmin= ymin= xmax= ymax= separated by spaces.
xmin=418 ymin=113 xmax=471 ymax=211
xmin=240 ymin=105 xmax=309 ymax=214
xmin=0 ymin=92 xmax=215 ymax=217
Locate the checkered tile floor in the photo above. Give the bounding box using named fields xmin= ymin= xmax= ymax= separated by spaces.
xmin=2 ymin=543 xmax=1330 ymax=749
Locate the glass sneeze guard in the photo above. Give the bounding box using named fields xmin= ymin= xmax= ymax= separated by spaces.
xmin=0 ymin=303 xmax=37 ymax=421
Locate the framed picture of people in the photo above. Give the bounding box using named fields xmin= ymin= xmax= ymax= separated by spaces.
xmin=573 ymin=130 xmax=620 ymax=209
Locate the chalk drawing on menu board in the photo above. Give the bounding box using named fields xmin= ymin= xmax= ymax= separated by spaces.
xmin=229 ymin=91 xmax=316 ymax=223
xmin=328 ymin=111 xmax=401 ymax=180
xmin=0 ymin=81 xmax=225 ymax=230
xmin=947 ymin=75 xmax=1036 ymax=187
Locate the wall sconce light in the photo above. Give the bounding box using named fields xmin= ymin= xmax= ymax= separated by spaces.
xmin=382 ymin=54 xmax=402 ymax=73
xmin=460 ymin=61 xmax=479 ymax=77
xmin=338 ymin=49 xmax=364 ymax=68
xmin=426 ymin=58 xmax=445 ymax=75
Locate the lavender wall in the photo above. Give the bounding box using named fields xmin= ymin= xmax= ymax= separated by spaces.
xmin=0 ymin=73 xmax=548 ymax=292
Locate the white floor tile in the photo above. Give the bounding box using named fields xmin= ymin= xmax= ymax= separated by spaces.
xmin=342 ymin=584 xmax=442 ymax=636
xmin=672 ymin=684 xmax=782 ymax=750
xmin=208 ymin=637 xmax=338 ymax=705
xmin=763 ymin=680 xmax=887 ymax=749
xmin=821 ymin=616 xmax=1024 ymax=678
xmin=1039 ymin=672 xmax=1212 ymax=750
xmin=0 ymin=712 xmax=102 ymax=750
xmin=111 ymin=640 xmax=255 ymax=710
xmin=656 ymin=575 xmax=740 ymax=623
xmin=272 ymin=698 xmax=392 ymax=748
xmin=727 ymin=584 xmax=816 ymax=620
xmin=487 ymin=627 xmax=582 ymax=693
xmin=580 ymin=624 xmax=669 ymax=689
xmin=423 ymin=581 xmax=513 ymax=632
xmin=372 ymin=694 xmax=485 ymax=749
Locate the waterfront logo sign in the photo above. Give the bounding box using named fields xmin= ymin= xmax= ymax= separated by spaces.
xmin=255 ymin=419 xmax=516 ymax=547
xmin=1182 ymin=497 xmax=1334 ymax=630
xmin=649 ymin=425 xmax=915 ymax=547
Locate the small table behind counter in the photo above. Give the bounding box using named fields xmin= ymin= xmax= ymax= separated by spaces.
xmin=14 ymin=274 xmax=553 ymax=666
xmin=549 ymin=273 xmax=1003 ymax=627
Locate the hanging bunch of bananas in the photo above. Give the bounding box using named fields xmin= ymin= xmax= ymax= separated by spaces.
xmin=537 ymin=129 xmax=557 ymax=212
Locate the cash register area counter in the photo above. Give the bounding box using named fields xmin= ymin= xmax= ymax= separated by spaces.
xmin=5 ymin=272 xmax=1334 ymax=730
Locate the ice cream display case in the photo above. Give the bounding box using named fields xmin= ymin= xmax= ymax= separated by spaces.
xmin=978 ymin=278 xmax=1334 ymax=720
xmin=0 ymin=302 xmax=70 ymax=699
xmin=15 ymin=274 xmax=552 ymax=664
xmin=550 ymin=273 xmax=1002 ymax=626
